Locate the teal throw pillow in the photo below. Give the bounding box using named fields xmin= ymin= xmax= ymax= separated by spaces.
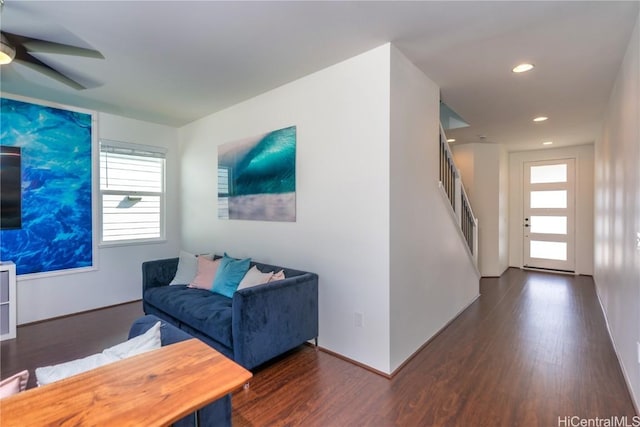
xmin=211 ymin=253 xmax=251 ymax=298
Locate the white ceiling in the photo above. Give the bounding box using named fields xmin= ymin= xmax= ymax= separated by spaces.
xmin=1 ymin=1 xmax=638 ymax=151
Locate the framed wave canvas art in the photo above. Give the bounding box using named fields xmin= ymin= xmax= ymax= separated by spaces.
xmin=218 ymin=126 xmax=296 ymax=222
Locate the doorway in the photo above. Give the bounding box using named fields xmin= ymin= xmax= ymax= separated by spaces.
xmin=523 ymin=159 xmax=575 ymax=272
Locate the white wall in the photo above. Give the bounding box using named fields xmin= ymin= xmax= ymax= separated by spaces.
xmin=389 ymin=46 xmax=480 ymax=372
xmin=452 ymin=144 xmax=475 ymax=196
xmin=17 ymin=112 xmax=180 ymax=324
xmin=508 ymin=144 xmax=594 ymax=275
xmin=452 ymin=143 xmax=509 ymax=277
xmin=179 ymin=45 xmax=393 ymax=373
xmin=594 ymin=10 xmax=639 ymax=410
xmin=499 ymin=147 xmax=510 ymax=272
xmin=179 ymin=43 xmax=480 ymax=374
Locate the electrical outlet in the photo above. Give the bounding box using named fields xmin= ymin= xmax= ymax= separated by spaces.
xmin=354 ymin=312 xmax=364 ymax=328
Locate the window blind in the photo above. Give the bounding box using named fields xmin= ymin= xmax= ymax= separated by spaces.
xmin=100 ymin=140 xmax=166 ymax=243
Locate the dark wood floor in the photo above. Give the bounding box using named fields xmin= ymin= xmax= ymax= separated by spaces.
xmin=1 ymin=268 xmax=636 ymax=426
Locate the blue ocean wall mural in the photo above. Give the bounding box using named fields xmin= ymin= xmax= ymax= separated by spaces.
xmin=0 ymin=97 xmax=94 ymax=275
xmin=218 ymin=126 xmax=296 ymax=222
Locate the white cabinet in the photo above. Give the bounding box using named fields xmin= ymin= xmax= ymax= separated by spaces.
xmin=0 ymin=261 xmax=16 ymax=341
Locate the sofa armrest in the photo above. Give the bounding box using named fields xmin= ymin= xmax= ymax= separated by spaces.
xmin=142 ymin=258 xmax=179 ymax=292
xmin=232 ymin=273 xmax=319 ymax=369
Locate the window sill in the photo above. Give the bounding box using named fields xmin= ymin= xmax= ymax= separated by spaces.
xmin=99 ymin=238 xmax=167 ymax=249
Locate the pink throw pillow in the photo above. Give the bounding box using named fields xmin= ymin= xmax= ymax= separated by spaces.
xmin=189 ymin=257 xmax=221 ymax=290
xmin=269 ymin=270 xmax=286 ymax=282
xmin=0 ymin=370 xmax=29 ymax=399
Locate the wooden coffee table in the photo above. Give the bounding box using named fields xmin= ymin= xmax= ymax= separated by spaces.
xmin=0 ymin=338 xmax=252 ymax=426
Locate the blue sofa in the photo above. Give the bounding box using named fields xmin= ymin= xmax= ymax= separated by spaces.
xmin=142 ymin=256 xmax=319 ymax=370
xmin=128 ymin=315 xmax=231 ymax=427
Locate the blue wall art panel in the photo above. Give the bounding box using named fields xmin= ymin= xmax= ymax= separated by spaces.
xmin=218 ymin=126 xmax=296 ymax=222
xmin=0 ymin=97 xmax=93 ymax=275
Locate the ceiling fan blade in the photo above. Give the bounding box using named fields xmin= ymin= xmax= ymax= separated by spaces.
xmin=2 ymin=31 xmax=104 ymax=59
xmin=14 ymin=49 xmax=86 ymax=90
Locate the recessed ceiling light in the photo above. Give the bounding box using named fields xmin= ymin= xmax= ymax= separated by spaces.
xmin=533 ymin=116 xmax=548 ymax=122
xmin=512 ymin=63 xmax=534 ymax=73
xmin=447 ymin=138 xmax=456 ymax=143
xmin=542 ymin=141 xmax=553 ymax=145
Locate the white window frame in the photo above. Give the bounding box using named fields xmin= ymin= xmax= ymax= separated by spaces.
xmin=99 ymin=139 xmax=167 ymax=246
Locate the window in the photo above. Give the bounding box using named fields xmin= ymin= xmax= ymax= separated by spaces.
xmin=530 ymin=241 xmax=567 ymax=261
xmin=529 ymin=163 xmax=567 ymax=184
xmin=100 ymin=140 xmax=166 ymax=244
xmin=217 ymin=166 xmax=232 ymax=220
xmin=530 ymin=190 xmax=567 ymax=209
xmin=529 ymin=216 xmax=567 ymax=235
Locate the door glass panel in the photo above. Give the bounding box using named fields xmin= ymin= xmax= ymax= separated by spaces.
xmin=530 ymin=190 xmax=567 ymax=209
xmin=530 ymin=241 xmax=567 ymax=261
xmin=530 ymin=216 xmax=567 ymax=234
xmin=530 ymin=164 xmax=567 ymax=184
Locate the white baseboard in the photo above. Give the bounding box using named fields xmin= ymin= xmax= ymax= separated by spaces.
xmin=593 ymin=280 xmax=639 ymax=414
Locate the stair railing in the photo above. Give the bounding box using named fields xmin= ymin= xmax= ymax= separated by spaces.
xmin=438 ymin=125 xmax=478 ymax=266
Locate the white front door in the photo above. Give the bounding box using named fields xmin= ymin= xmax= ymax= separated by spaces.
xmin=523 ymin=159 xmax=576 ymax=272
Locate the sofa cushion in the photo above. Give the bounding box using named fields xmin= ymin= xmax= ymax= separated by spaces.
xmin=170 ymin=251 xmax=198 ymax=285
xmin=0 ymin=370 xmax=29 ymax=399
xmin=237 ymin=266 xmax=274 ymax=290
xmin=269 ymin=270 xmax=286 ymax=282
xmin=144 ymin=285 xmax=233 ymax=348
xmin=211 ymin=254 xmax=251 ymax=298
xmin=189 ymin=257 xmax=221 ymax=290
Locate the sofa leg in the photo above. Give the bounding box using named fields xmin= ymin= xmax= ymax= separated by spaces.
xmin=314 ymin=337 xmax=318 ymax=347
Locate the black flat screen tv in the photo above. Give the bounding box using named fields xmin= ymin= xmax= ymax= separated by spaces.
xmin=0 ymin=146 xmax=22 ymax=230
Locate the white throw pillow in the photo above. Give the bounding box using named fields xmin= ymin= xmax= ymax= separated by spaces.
xmin=35 ymin=321 xmax=161 ymax=386
xmin=35 ymin=353 xmax=115 ymax=386
xmin=102 ymin=320 xmax=162 ymax=359
xmin=170 ymin=251 xmax=198 ymax=285
xmin=237 ymin=265 xmax=274 ymax=290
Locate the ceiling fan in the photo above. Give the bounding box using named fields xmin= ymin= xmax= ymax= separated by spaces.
xmin=0 ymin=0 xmax=104 ymax=90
